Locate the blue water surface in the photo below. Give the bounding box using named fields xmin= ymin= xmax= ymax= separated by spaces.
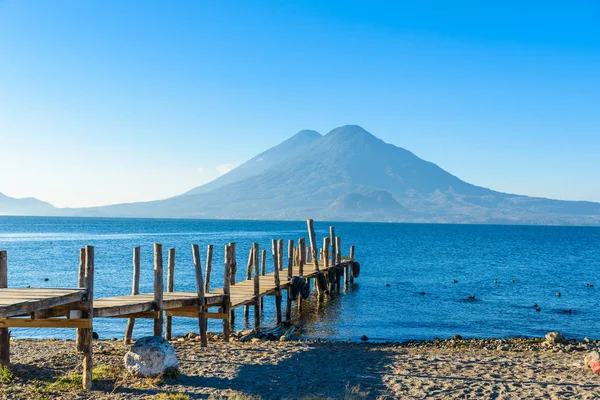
xmin=0 ymin=216 xmax=599 ymax=341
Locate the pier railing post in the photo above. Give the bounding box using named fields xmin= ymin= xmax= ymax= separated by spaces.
xmin=286 ymin=240 xmax=294 ymax=322
xmin=244 ymin=248 xmax=253 ymax=320
xmin=228 ymin=242 xmax=236 ymax=329
xmin=307 ymin=219 xmax=321 ymax=298
xmin=223 ymin=244 xmax=232 ymax=341
xmin=153 ymin=244 xmax=164 ymax=337
xmin=336 ymin=236 xmax=342 ymax=292
xmin=124 ymin=247 xmax=140 ymax=344
xmin=298 ymin=238 xmax=306 ymax=312
xmin=329 ymin=227 xmax=336 ymax=293
xmin=252 ymin=243 xmax=261 ymax=330
xmin=349 ymin=245 xmax=355 ymax=283
xmin=260 ymin=249 xmax=267 ymax=309
xmin=0 ymin=250 xmax=9 ymax=368
xmin=165 ymin=248 xmax=176 ymax=340
xmin=75 ymin=248 xmax=85 ymax=348
xmin=272 ymin=240 xmax=282 ymax=324
xmin=81 ymin=245 xmax=94 ymax=390
xmin=192 ymin=244 xmax=208 ymax=347
xmin=277 ymin=239 xmax=283 ymax=272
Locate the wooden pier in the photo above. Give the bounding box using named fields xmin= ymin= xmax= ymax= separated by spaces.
xmin=0 ymin=219 xmax=361 ymax=390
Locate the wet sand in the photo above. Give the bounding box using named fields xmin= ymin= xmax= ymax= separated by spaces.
xmin=1 ymin=335 xmax=599 ymax=399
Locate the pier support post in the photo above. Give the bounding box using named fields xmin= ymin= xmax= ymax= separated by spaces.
xmin=153 ymin=244 xmax=164 ymax=337
xmin=244 ymin=248 xmax=253 ymax=321
xmin=75 ymin=248 xmax=85 ymax=348
xmin=205 ymin=245 xmax=214 ymax=293
xmin=278 ymin=239 xmax=283 ymax=272
xmin=124 ymin=247 xmax=140 ymax=344
xmin=260 ymin=249 xmax=267 ymax=310
xmin=297 ymin=238 xmax=306 ymax=312
xmin=228 ymin=242 xmax=236 ymax=328
xmin=192 ymin=244 xmax=208 ymax=347
xmin=252 ymin=243 xmax=261 ymax=330
xmin=286 ymin=240 xmax=294 ymax=322
xmin=81 ymin=246 xmax=94 ymax=390
xmin=349 ymin=246 xmax=355 ymax=283
xmin=307 ymin=219 xmax=321 ymax=297
xmin=165 ymin=248 xmax=176 ymax=341
xmin=272 ymin=240 xmax=282 ymax=324
xmin=329 ymin=227 xmax=336 ymax=294
xmin=223 ymin=244 xmax=232 ymax=341
xmin=0 ymin=250 xmax=8 ymax=368
xmin=336 ymin=236 xmax=342 ymax=292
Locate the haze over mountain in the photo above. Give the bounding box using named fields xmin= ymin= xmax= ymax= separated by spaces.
xmin=0 ymin=192 xmax=56 ymax=216
xmin=2 ymin=125 xmax=600 ymax=225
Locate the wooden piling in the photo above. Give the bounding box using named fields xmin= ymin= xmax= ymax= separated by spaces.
xmin=329 ymin=227 xmax=336 ymax=293
xmin=272 ymin=240 xmax=282 ymax=324
xmin=228 ymin=242 xmax=236 ymax=328
xmin=336 ymin=236 xmax=342 ymax=292
xmin=307 ymin=219 xmax=321 ymax=298
xmin=223 ymin=244 xmax=232 ymax=341
xmin=124 ymin=247 xmax=140 ymax=344
xmin=244 ymin=248 xmax=253 ymax=320
xmin=205 ymin=245 xmax=213 ymax=293
xmin=191 ymin=244 xmax=207 ymax=347
xmin=298 ymin=238 xmax=306 ymax=312
xmin=277 ymin=239 xmax=283 ymax=272
xmin=286 ymin=240 xmax=294 ymax=322
xmin=81 ymin=245 xmax=94 ymax=390
xmin=349 ymin=245 xmax=355 ymax=283
xmin=75 ymin=248 xmax=85 ymax=349
xmin=165 ymin=248 xmax=176 ymax=341
xmin=153 ymin=244 xmax=164 ymax=337
xmin=260 ymin=249 xmax=266 ymax=309
xmin=252 ymin=243 xmax=260 ymax=330
xmin=0 ymin=250 xmax=8 ymax=368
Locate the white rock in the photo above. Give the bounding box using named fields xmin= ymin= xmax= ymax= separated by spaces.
xmin=545 ymin=332 xmax=567 ymax=345
xmin=124 ymin=336 xmax=179 ymax=377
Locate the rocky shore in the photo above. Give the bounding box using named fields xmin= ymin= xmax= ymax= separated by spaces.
xmin=1 ymin=333 xmax=599 ymax=399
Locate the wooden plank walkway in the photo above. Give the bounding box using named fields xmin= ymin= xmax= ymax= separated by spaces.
xmin=0 ymin=220 xmax=360 ymax=391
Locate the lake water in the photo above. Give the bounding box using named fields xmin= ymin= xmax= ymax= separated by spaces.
xmin=1 ymin=216 xmax=599 ymax=342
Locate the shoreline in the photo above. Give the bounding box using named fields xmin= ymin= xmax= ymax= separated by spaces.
xmin=1 ymin=333 xmax=599 ymax=399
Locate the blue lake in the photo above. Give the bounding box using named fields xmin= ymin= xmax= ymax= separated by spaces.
xmin=1 ymin=216 xmax=599 ymax=341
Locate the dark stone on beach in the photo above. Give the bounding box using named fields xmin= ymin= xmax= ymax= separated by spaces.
xmin=360 ymin=335 xmax=369 ymax=341
xmin=92 ymin=331 xmax=99 ymax=340
xmin=453 ymin=334 xmax=463 ymax=340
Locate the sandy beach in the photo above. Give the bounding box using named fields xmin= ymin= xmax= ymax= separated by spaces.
xmin=1 ymin=334 xmax=599 ymax=399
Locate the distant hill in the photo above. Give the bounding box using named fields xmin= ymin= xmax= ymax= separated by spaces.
xmin=3 ymin=125 xmax=600 ymax=225
xmin=0 ymin=192 xmax=56 ymax=216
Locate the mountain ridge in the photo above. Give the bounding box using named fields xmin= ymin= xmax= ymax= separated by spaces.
xmin=2 ymin=125 xmax=600 ymax=225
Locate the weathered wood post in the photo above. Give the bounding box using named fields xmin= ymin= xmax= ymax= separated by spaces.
xmin=205 ymin=245 xmax=214 ymax=293
xmin=165 ymin=248 xmax=176 ymax=341
xmin=297 ymin=238 xmax=306 ymax=312
xmin=223 ymin=244 xmax=232 ymax=341
xmin=322 ymin=238 xmax=330 ymax=295
xmin=272 ymin=239 xmax=282 ymax=324
xmin=244 ymin=247 xmax=253 ymax=320
xmin=307 ymin=219 xmax=321 ymax=297
xmin=252 ymin=243 xmax=260 ymax=330
xmin=0 ymin=250 xmax=8 ymax=368
xmin=349 ymin=245 xmax=355 ymax=283
xmin=75 ymin=248 xmax=85 ymax=348
xmin=81 ymin=245 xmax=94 ymax=390
xmin=286 ymin=240 xmax=294 ymax=322
xmin=336 ymin=236 xmax=342 ymax=292
xmin=124 ymin=247 xmax=141 ymax=344
xmin=153 ymin=244 xmax=164 ymax=337
xmin=260 ymin=249 xmax=267 ymax=309
xmin=329 ymin=227 xmax=336 ymax=293
xmin=278 ymin=239 xmax=283 ymax=272
xmin=228 ymin=242 xmax=236 ymax=328
xmin=192 ymin=244 xmax=208 ymax=347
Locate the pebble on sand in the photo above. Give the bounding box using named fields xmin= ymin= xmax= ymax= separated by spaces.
xmin=360 ymin=335 xmax=369 ymax=341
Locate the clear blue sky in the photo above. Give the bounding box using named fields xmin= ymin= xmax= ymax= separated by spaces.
xmin=1 ymin=0 xmax=599 ymax=207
